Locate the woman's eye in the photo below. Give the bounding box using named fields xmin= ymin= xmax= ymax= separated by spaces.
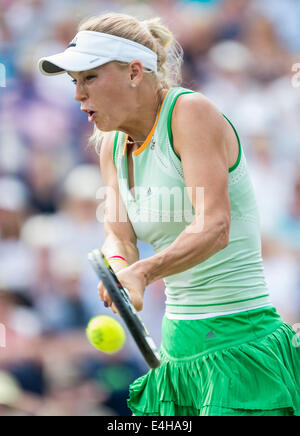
xmin=70 ymin=76 xmax=95 ymax=85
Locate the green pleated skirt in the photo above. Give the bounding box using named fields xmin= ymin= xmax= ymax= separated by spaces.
xmin=127 ymin=306 xmax=300 ymax=416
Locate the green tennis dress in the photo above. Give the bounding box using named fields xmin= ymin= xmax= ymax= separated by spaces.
xmin=113 ymin=87 xmax=300 ymax=416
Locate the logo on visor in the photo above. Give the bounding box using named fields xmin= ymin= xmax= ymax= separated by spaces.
xmin=89 ymin=58 xmax=101 ymax=64
xmin=67 ymin=36 xmax=78 ymax=49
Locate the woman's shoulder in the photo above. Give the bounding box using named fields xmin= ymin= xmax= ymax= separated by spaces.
xmin=171 ymin=90 xmax=225 ymax=135
xmin=172 ymin=88 xmax=218 ymax=113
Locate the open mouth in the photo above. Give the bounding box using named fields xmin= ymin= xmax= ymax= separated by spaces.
xmin=88 ymin=111 xmax=97 ymax=123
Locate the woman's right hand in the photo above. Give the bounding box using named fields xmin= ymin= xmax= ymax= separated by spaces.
xmin=97 ymin=261 xmax=129 ymax=314
xmin=97 ymin=263 xmax=146 ymax=314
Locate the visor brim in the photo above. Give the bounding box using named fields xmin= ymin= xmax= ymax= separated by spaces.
xmin=38 ymin=50 xmax=111 ymax=76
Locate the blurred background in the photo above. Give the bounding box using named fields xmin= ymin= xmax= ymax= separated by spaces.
xmin=0 ymin=0 xmax=300 ymax=416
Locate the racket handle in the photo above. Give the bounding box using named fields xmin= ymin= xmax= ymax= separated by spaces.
xmin=123 ymin=288 xmax=131 ymax=300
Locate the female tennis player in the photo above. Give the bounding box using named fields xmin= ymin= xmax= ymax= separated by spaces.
xmin=39 ymin=12 xmax=300 ymax=416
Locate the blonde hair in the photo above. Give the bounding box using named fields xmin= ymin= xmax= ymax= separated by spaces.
xmin=78 ymin=13 xmax=183 ymax=152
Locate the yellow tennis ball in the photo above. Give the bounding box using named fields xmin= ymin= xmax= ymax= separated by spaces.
xmin=86 ymin=315 xmax=126 ymax=354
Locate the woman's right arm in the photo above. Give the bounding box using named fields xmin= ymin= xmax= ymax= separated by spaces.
xmin=99 ymin=131 xmax=139 ymax=273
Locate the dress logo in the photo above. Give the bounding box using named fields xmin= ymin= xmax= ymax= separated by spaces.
xmin=205 ymin=331 xmax=216 ymax=339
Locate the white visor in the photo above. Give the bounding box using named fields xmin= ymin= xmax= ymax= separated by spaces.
xmin=38 ymin=31 xmax=158 ymax=76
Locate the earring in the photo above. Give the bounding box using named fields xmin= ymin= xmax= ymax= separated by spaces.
xmin=131 ymin=83 xmax=137 ymax=88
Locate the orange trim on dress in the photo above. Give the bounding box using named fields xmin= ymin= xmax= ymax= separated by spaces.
xmin=122 ymin=90 xmax=169 ymax=157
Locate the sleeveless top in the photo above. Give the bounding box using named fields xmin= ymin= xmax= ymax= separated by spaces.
xmin=113 ymin=87 xmax=271 ymax=319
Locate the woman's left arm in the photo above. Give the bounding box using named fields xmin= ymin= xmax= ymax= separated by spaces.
xmin=110 ymin=94 xmax=231 ymax=312
xmin=129 ymin=93 xmax=231 ymax=286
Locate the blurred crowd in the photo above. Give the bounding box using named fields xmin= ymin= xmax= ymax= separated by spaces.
xmin=0 ymin=0 xmax=300 ymax=416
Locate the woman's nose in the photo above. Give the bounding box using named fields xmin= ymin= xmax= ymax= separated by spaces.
xmin=74 ymin=83 xmax=88 ymax=102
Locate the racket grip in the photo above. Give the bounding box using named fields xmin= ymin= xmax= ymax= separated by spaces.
xmin=123 ymin=287 xmax=139 ymax=316
xmin=123 ymin=288 xmax=131 ymax=300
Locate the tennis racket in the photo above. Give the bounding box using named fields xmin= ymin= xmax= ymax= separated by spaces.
xmin=88 ymin=249 xmax=161 ymax=369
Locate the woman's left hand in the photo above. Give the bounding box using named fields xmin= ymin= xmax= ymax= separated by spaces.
xmin=98 ymin=264 xmax=146 ymax=314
